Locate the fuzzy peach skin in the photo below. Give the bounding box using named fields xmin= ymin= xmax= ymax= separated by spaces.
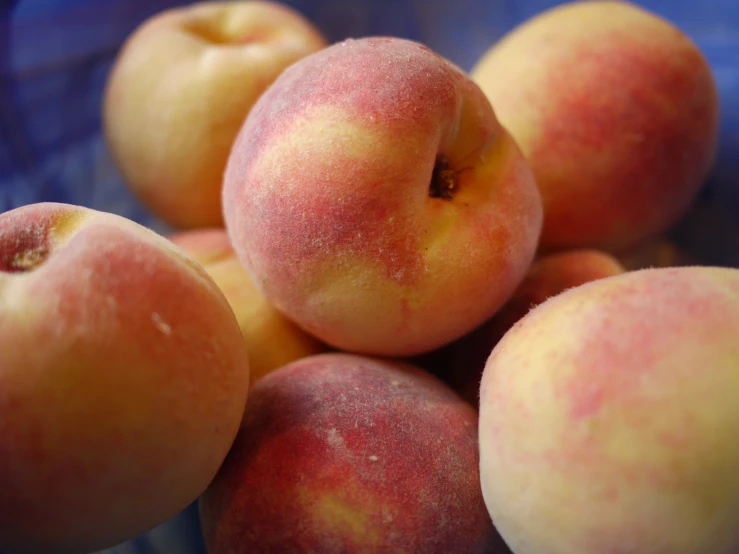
xmin=199 ymin=352 xmax=504 ymax=553
xmin=222 ymin=36 xmax=543 ymax=357
xmin=478 ymin=267 xmax=739 ymax=554
xmin=0 ymin=203 xmax=250 ymax=554
xmin=103 ymin=1 xmax=327 ymax=229
xmin=169 ymin=228 xmax=328 ymax=384
xmin=471 ymin=0 xmax=719 ymax=254
xmin=417 ymin=249 xmax=624 ymax=407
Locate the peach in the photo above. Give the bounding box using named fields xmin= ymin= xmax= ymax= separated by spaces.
xmin=169 ymin=228 xmax=328 ymax=384
xmin=479 ymin=267 xmax=739 ymax=553
xmin=103 ymin=1 xmax=327 ymax=229
xmin=471 ymin=0 xmax=719 ymax=254
xmin=223 ymin=36 xmax=543 ymax=357
xmin=199 ymin=352 xmax=500 ymax=553
xmin=418 ymin=249 xmax=624 ymax=406
xmin=0 ymin=203 xmax=250 ymax=553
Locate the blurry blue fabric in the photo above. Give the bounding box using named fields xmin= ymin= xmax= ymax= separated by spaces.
xmin=0 ymin=1 xmax=737 ymax=553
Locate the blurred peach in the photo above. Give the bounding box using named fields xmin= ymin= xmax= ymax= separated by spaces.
xmin=103 ymin=1 xmax=327 ymax=229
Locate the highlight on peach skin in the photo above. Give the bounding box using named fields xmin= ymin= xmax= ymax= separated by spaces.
xmin=169 ymin=228 xmax=328 ymax=385
xmin=223 ymin=36 xmax=543 ymax=358
xmin=417 ymin=249 xmax=624 ymax=407
xmin=199 ymin=352 xmax=502 ymax=553
xmin=479 ymin=266 xmax=739 ymax=554
xmin=0 ymin=203 xmax=250 ymax=554
xmin=103 ymin=0 xmax=327 ymax=229
xmin=471 ymin=0 xmax=719 ymax=254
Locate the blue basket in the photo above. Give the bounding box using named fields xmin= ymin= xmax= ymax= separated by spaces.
xmin=1 ymin=1 xmax=737 ymax=553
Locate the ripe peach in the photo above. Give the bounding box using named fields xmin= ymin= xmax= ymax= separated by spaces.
xmin=479 ymin=267 xmax=739 ymax=554
xmin=169 ymin=228 xmax=328 ymax=384
xmin=103 ymin=1 xmax=327 ymax=229
xmin=0 ymin=203 xmax=250 ymax=553
xmin=419 ymin=249 xmax=624 ymax=406
xmin=471 ymin=0 xmax=719 ymax=254
xmin=199 ymin=352 xmax=498 ymax=553
xmin=223 ymin=36 xmax=543 ymax=357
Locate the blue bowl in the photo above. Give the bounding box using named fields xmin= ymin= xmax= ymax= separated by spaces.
xmin=1 ymin=1 xmax=737 ymax=553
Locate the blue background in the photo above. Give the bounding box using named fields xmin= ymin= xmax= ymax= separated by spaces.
xmin=1 ymin=1 xmax=737 ymax=552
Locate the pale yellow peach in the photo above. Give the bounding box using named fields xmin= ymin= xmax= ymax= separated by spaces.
xmin=103 ymin=1 xmax=327 ymax=229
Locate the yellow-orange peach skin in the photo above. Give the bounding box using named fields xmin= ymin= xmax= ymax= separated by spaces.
xmin=479 ymin=266 xmax=739 ymax=553
xmin=222 ymin=36 xmax=543 ymax=357
xmin=471 ymin=0 xmax=719 ymax=254
xmin=0 ymin=203 xmax=250 ymax=553
xmin=103 ymin=1 xmax=327 ymax=229
xmin=169 ymin=228 xmax=328 ymax=384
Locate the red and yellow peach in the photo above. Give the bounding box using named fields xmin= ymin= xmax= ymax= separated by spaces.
xmin=0 ymin=203 xmax=250 ymax=553
xmin=479 ymin=266 xmax=739 ymax=553
xmin=471 ymin=0 xmax=719 ymax=254
xmin=223 ymin=36 xmax=543 ymax=357
xmin=200 ymin=352 xmax=498 ymax=553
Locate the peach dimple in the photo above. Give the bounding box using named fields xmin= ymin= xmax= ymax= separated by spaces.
xmin=0 ymin=204 xmax=85 ymax=273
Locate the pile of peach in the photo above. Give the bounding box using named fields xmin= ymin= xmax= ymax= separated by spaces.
xmin=1 ymin=1 xmax=737 ymax=553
